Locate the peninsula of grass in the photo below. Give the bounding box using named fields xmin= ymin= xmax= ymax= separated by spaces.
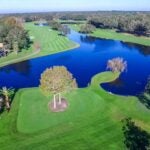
xmin=70 ymin=24 xmax=150 ymax=46
xmin=0 ymin=72 xmax=150 ymax=150
xmin=0 ymin=23 xmax=79 ymax=68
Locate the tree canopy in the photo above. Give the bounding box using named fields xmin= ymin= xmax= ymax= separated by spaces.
xmin=107 ymin=57 xmax=127 ymax=73
xmin=40 ymin=66 xmax=77 ymax=96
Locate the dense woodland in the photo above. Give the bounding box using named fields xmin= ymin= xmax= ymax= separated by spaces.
xmin=88 ymin=13 xmax=150 ymax=36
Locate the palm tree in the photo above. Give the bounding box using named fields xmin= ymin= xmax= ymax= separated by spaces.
xmin=0 ymin=87 xmax=14 ymax=111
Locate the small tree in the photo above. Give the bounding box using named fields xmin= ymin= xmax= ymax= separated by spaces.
xmin=0 ymin=87 xmax=14 ymax=111
xmin=49 ymin=20 xmax=61 ymax=30
xmin=80 ymin=24 xmax=95 ymax=33
xmin=40 ymin=66 xmax=77 ymax=109
xmin=59 ymin=25 xmax=70 ymax=36
xmin=107 ymin=57 xmax=127 ymax=73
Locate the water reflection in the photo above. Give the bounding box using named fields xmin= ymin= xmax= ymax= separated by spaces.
xmin=107 ymin=78 xmax=124 ymax=88
xmin=123 ymin=42 xmax=150 ymax=56
xmin=0 ymin=60 xmax=31 ymax=76
xmin=80 ymin=35 xmax=96 ymax=44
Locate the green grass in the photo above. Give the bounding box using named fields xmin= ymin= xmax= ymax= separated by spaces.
xmin=0 ymin=72 xmax=150 ymax=150
xmin=0 ymin=23 xmax=79 ymax=67
xmin=91 ymin=29 xmax=150 ymax=46
xmin=69 ymin=24 xmax=81 ymax=32
xmin=70 ymin=24 xmax=150 ymax=46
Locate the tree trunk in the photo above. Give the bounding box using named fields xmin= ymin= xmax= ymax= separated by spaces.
xmin=5 ymin=96 xmax=10 ymax=111
xmin=58 ymin=93 xmax=61 ymax=104
xmin=53 ymin=94 xmax=56 ymax=109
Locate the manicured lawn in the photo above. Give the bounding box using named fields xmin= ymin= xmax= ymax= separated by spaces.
xmin=70 ymin=24 xmax=150 ymax=46
xmin=70 ymin=24 xmax=81 ymax=32
xmin=0 ymin=72 xmax=150 ymax=150
xmin=0 ymin=23 xmax=79 ymax=67
xmin=25 ymin=23 xmax=79 ymax=56
xmin=91 ymin=29 xmax=150 ymax=46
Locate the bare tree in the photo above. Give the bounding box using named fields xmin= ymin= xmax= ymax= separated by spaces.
xmin=107 ymin=57 xmax=127 ymax=73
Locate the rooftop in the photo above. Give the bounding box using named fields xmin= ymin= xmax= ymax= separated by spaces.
xmin=0 ymin=43 xmax=4 ymax=48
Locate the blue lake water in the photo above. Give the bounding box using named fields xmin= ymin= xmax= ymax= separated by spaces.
xmin=0 ymin=30 xmax=150 ymax=96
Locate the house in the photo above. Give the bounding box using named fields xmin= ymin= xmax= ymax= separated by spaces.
xmin=0 ymin=43 xmax=4 ymax=50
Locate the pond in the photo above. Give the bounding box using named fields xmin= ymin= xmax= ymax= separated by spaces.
xmin=0 ymin=30 xmax=150 ymax=96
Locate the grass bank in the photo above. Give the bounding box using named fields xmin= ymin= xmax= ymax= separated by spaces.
xmin=0 ymin=71 xmax=150 ymax=150
xmin=70 ymin=24 xmax=150 ymax=46
xmin=0 ymin=23 xmax=79 ymax=68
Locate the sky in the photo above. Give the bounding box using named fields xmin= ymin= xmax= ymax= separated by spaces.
xmin=0 ymin=0 xmax=150 ymax=14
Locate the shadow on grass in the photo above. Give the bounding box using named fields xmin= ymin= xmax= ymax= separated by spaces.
xmin=137 ymin=76 xmax=150 ymax=109
xmin=122 ymin=118 xmax=150 ymax=150
xmin=138 ymin=94 xmax=150 ymax=109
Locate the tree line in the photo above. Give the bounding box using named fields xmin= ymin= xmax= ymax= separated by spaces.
xmin=1 ymin=11 xmax=150 ymax=36
xmin=88 ymin=13 xmax=150 ymax=36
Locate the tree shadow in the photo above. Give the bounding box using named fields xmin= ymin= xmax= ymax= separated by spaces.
xmin=137 ymin=76 xmax=150 ymax=109
xmin=138 ymin=94 xmax=150 ymax=109
xmin=122 ymin=118 xmax=150 ymax=150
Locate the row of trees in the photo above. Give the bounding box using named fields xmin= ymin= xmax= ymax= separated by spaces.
xmin=0 ymin=17 xmax=30 ymax=56
xmin=2 ymin=11 xmax=150 ymax=36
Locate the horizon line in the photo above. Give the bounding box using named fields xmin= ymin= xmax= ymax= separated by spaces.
xmin=0 ymin=10 xmax=150 ymax=15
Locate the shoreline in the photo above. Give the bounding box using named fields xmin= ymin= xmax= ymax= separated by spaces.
xmin=0 ymin=41 xmax=80 ymax=68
